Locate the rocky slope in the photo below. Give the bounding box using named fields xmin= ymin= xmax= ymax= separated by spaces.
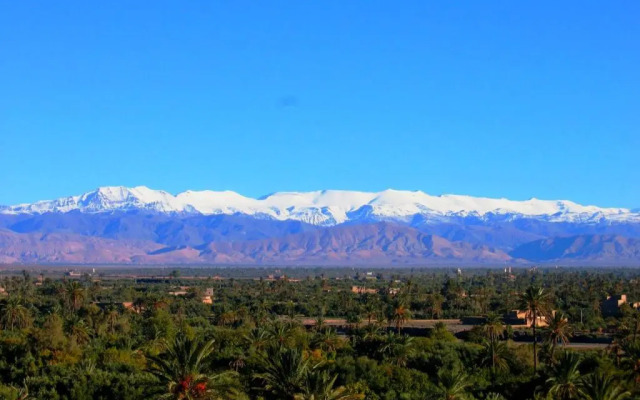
xmin=510 ymin=234 xmax=640 ymax=264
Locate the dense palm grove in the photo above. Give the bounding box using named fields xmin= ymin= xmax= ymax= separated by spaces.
xmin=0 ymin=267 xmax=639 ymax=399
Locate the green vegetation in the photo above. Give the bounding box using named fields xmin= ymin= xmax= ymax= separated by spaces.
xmin=0 ymin=267 xmax=639 ymax=399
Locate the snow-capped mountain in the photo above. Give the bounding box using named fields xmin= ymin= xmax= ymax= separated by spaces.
xmin=2 ymin=186 xmax=639 ymax=225
xmin=1 ymin=187 xmax=640 ymax=265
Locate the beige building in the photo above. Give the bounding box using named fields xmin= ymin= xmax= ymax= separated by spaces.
xmin=504 ymin=310 xmax=557 ymax=327
xmin=351 ymin=286 xmax=377 ymax=294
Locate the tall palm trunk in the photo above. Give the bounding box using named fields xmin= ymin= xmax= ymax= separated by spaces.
xmin=519 ymin=285 xmax=551 ymax=377
xmin=532 ymin=309 xmax=537 ymax=374
xmin=491 ymin=338 xmax=496 ymax=382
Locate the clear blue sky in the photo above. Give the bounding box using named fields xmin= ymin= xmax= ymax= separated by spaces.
xmin=1 ymin=1 xmax=638 ymax=208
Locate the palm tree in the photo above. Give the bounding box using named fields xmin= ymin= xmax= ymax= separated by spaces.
xmin=217 ymin=311 xmax=238 ymax=327
xmin=620 ymin=339 xmax=640 ymax=384
xmin=362 ymin=296 xmax=379 ymax=325
xmin=266 ymin=321 xmax=297 ymax=349
xmin=312 ymin=328 xmax=344 ymax=354
xmin=4 ymin=380 xmax=31 ymax=400
xmin=16 ymin=386 xmax=30 ymax=400
xmin=545 ymin=352 xmax=583 ymax=400
xmin=147 ymin=335 xmax=236 ymax=400
xmin=254 ymin=347 xmax=316 ymax=399
xmin=294 ymin=369 xmax=364 ymax=400
xmin=607 ymin=340 xmax=624 ymax=367
xmin=519 ymin=285 xmax=552 ymax=373
xmin=245 ymin=327 xmax=270 ymax=352
xmin=545 ymin=313 xmax=573 ymax=361
xmin=362 ymin=324 xmax=382 ymax=341
xmin=345 ymin=311 xmax=362 ymax=329
xmin=429 ymin=293 xmax=445 ymax=319
xmin=472 ymin=287 xmax=493 ymax=316
xmin=379 ymin=332 xmax=414 ymax=367
xmin=391 ymin=303 xmax=411 ymax=332
xmin=286 ymin=300 xmax=297 ymax=321
xmin=248 ymin=297 xmax=270 ymax=325
xmin=12 ymin=271 xmax=35 ymax=301
xmin=403 ymin=278 xmax=414 ymax=303
xmin=483 ymin=313 xmax=504 ymax=342
xmin=61 ymin=281 xmax=86 ymax=311
xmin=434 ymin=369 xmax=471 ymax=400
xmin=0 ymin=297 xmax=31 ymax=330
xmin=578 ymin=371 xmax=630 ymax=400
xmin=630 ymin=309 xmax=640 ymax=341
xmin=68 ymin=319 xmax=92 ymax=345
xmin=103 ymin=308 xmax=121 ymax=335
xmin=480 ymin=339 xmax=511 ymax=381
xmin=314 ymin=314 xmax=327 ymax=332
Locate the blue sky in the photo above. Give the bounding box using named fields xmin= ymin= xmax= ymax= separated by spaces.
xmin=1 ymin=1 xmax=638 ymax=208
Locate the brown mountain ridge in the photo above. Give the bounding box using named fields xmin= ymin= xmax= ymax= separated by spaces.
xmin=1 ymin=224 xmax=639 ymax=265
xmin=0 ymin=223 xmax=510 ymax=265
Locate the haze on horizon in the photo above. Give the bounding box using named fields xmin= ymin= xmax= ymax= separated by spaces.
xmin=1 ymin=1 xmax=638 ymax=208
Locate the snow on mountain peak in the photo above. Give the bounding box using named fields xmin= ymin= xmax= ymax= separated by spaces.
xmin=1 ymin=186 xmax=638 ymax=225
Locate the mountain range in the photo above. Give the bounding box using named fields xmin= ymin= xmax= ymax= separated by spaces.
xmin=1 ymin=186 xmax=639 ymax=265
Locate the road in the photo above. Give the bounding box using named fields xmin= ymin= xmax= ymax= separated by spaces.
xmin=299 ymin=318 xmax=611 ymax=348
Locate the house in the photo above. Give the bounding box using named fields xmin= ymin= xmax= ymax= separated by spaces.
xmin=201 ymin=295 xmax=213 ymax=305
xmin=504 ymin=267 xmax=516 ymax=281
xmin=265 ymin=274 xmax=300 ymax=282
xmin=92 ymin=301 xmax=138 ymax=312
xmin=356 ymin=272 xmax=377 ymax=281
xmin=121 ymin=302 xmax=140 ymax=313
xmin=504 ymin=310 xmax=556 ymax=327
xmin=388 ymin=288 xmax=400 ymax=296
xmin=167 ymin=286 xmax=191 ymax=296
xmin=602 ymin=295 xmax=640 ymax=317
xmin=351 ymin=286 xmax=377 ymax=294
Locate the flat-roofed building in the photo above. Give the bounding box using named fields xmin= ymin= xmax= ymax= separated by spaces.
xmin=351 ymin=286 xmax=377 ymax=294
